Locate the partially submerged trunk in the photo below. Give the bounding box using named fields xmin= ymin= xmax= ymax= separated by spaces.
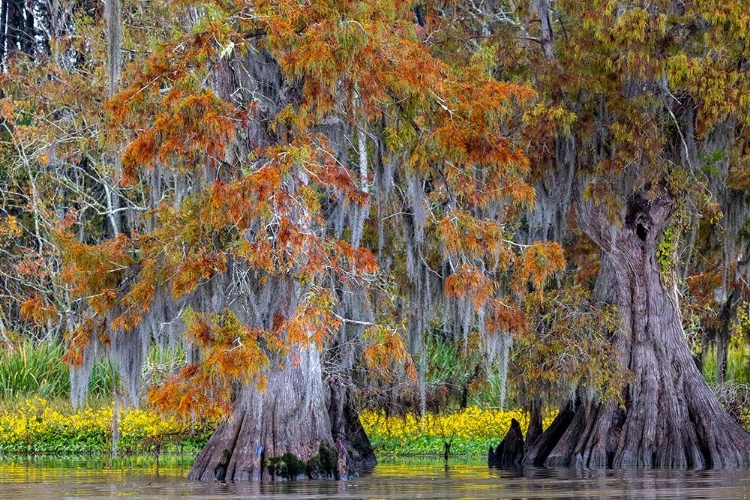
xmin=188 ymin=345 xmax=374 ymax=481
xmin=525 ymin=194 xmax=750 ymax=468
xmin=488 ymin=418 xmax=524 ymax=467
xmin=525 ymin=396 xmax=544 ymax=450
xmin=187 ymin=46 xmax=378 ymax=482
xmin=328 ymin=376 xmax=377 ymax=473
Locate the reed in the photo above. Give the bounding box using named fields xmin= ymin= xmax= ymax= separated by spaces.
xmin=702 ymin=341 xmax=750 ymax=386
xmin=0 ymin=341 xmax=113 ymax=400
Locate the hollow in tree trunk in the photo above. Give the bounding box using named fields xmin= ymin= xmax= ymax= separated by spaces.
xmin=188 ymin=344 xmax=374 ymax=481
xmin=525 ymin=193 xmax=750 ymax=468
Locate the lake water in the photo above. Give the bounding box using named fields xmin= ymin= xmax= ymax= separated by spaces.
xmin=2 ymin=456 xmax=750 ymax=499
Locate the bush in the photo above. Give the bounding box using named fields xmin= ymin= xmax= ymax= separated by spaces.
xmin=360 ymin=407 xmax=556 ymax=456
xmin=0 ymin=396 xmax=214 ymax=454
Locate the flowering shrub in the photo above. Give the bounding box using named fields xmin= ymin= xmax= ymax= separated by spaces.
xmin=0 ymin=397 xmax=213 ymax=454
xmin=360 ymin=407 xmax=556 ymax=456
xmin=0 ymin=398 xmax=553 ymax=457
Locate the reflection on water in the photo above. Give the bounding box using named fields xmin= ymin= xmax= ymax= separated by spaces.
xmin=1 ymin=456 xmax=750 ymax=499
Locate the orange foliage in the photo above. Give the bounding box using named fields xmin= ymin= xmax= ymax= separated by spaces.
xmin=62 ymin=318 xmax=97 ymax=367
xmin=361 ymin=325 xmax=417 ymax=387
xmin=445 ymin=265 xmax=496 ymax=308
xmin=19 ymin=296 xmax=58 ymax=325
xmin=512 ymin=242 xmax=566 ymax=295
xmin=55 ymin=0 xmax=544 ymax=420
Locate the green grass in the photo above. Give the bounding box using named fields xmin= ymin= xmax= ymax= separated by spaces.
xmin=0 ymin=454 xmax=197 ymax=474
xmin=0 ymin=341 xmax=113 ymax=401
xmin=370 ymin=435 xmax=495 ymax=456
xmin=701 ymin=342 xmax=750 ymax=386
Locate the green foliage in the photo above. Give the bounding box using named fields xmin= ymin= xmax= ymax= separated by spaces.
xmin=0 ymin=454 xmax=196 ymax=474
xmin=361 ymin=407 xmax=558 ymax=457
xmin=657 ymin=226 xmax=678 ymax=280
xmin=512 ymin=286 xmax=628 ymax=407
xmin=0 ymin=397 xmax=213 ymax=454
xmin=305 ymin=443 xmax=337 ymax=478
xmin=264 ymin=452 xmax=307 ymax=480
xmin=361 ymin=328 xmax=501 ymax=416
xmin=702 ymin=335 xmax=750 ymax=428
xmin=736 ymin=303 xmax=750 ymax=341
xmin=0 ymin=341 xmax=192 ymax=404
xmin=0 ymin=342 xmax=68 ymax=400
xmin=702 ymin=339 xmax=750 ymax=387
xmin=0 ymin=341 xmax=113 ymax=400
xmin=699 ymin=150 xmax=727 ymax=177
xmin=264 ymin=444 xmax=342 ymax=479
xmin=422 ymin=330 xmax=486 ymax=407
xmin=372 ymin=434 xmax=492 ymax=456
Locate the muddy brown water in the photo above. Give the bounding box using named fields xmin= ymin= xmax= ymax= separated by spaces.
xmin=2 ymin=456 xmax=750 ymax=499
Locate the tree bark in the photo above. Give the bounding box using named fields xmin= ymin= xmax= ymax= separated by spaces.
xmin=189 ymin=344 xmax=331 ymax=481
xmin=525 ymin=396 xmax=544 ymax=450
xmin=488 ymin=418 xmax=524 ymax=467
xmin=0 ymin=0 xmax=8 ymax=69
xmin=328 ymin=377 xmax=377 ymax=477
xmin=525 ymin=193 xmax=750 ymax=468
xmin=188 ymin=344 xmax=374 ymax=481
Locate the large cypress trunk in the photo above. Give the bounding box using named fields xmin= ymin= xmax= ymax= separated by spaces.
xmin=184 ymin=34 xmax=379 ymax=479
xmin=525 ymin=193 xmax=750 ymax=468
xmin=189 ymin=343 xmax=373 ymax=481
